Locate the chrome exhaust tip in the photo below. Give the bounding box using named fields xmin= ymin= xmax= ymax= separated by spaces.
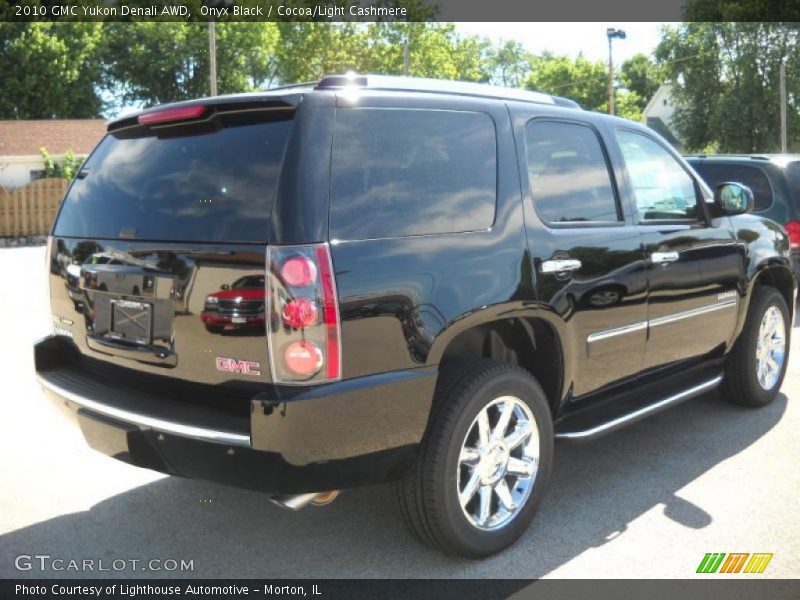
xmin=270 ymin=491 xmax=339 ymax=511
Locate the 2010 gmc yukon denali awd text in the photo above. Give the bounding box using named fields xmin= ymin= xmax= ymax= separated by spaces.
xmin=36 ymin=75 xmax=795 ymax=558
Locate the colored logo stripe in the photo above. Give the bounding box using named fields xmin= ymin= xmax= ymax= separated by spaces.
xmin=719 ymin=553 xmax=749 ymax=573
xmin=744 ymin=553 xmax=773 ymax=574
xmin=697 ymin=553 xmax=773 ymax=574
xmin=697 ymin=553 xmax=726 ymax=573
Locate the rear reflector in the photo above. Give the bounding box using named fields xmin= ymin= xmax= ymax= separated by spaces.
xmin=138 ymin=105 xmax=207 ymax=126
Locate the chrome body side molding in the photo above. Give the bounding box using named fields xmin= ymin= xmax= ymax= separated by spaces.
xmin=587 ymin=298 xmax=738 ymax=344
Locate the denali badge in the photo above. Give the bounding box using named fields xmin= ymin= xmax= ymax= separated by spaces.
xmin=215 ymin=357 xmax=261 ymax=376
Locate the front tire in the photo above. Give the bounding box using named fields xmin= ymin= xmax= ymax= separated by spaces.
xmin=397 ymin=361 xmax=553 ymax=558
xmin=724 ymin=286 xmax=790 ymax=407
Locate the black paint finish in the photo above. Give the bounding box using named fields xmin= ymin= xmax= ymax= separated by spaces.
xmin=37 ymin=84 xmax=796 ymax=495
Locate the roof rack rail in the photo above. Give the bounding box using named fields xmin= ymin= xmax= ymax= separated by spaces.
xmin=314 ymin=73 xmax=580 ymax=109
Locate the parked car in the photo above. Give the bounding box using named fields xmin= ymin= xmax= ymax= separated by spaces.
xmin=200 ymin=274 xmax=267 ymax=334
xmin=36 ymin=75 xmax=795 ymax=558
xmin=686 ymin=154 xmax=800 ymax=280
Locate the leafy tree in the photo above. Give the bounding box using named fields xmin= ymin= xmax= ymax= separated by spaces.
xmin=682 ymin=0 xmax=800 ymax=21
xmin=0 ymin=22 xmax=104 ymax=118
xmin=620 ymin=53 xmax=662 ymax=112
xmin=40 ymin=147 xmax=84 ymax=180
xmin=526 ymin=53 xmax=608 ymax=112
xmin=102 ymin=22 xmax=281 ymax=109
xmin=489 ymin=40 xmax=532 ymax=87
xmin=273 ymin=23 xmax=371 ymax=83
xmin=656 ymin=22 xmax=800 ymax=152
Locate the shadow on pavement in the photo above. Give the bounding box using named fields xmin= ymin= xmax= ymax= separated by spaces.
xmin=0 ymin=389 xmax=787 ymax=579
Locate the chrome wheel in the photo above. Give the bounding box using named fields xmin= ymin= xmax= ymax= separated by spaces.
xmin=457 ymin=396 xmax=539 ymax=531
xmin=756 ymin=305 xmax=785 ymax=390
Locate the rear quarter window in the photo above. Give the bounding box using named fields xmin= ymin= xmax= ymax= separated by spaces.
xmin=329 ymin=108 xmax=497 ymax=240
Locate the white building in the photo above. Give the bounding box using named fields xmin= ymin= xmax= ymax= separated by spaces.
xmin=0 ymin=119 xmax=106 ymax=187
xmin=642 ymin=84 xmax=682 ymax=150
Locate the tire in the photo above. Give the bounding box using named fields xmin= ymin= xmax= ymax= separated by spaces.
xmin=724 ymin=286 xmax=790 ymax=407
xmin=396 ymin=360 xmax=554 ymax=558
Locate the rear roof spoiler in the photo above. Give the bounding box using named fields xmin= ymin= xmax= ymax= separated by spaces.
xmin=106 ymin=91 xmax=305 ymax=133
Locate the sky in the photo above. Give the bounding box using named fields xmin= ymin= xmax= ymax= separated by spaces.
xmin=455 ymin=22 xmax=673 ymax=64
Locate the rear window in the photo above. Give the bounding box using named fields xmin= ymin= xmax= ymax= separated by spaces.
xmin=689 ymin=161 xmax=774 ymax=211
xmin=54 ymin=111 xmax=294 ymax=243
xmin=329 ymin=108 xmax=497 ymax=240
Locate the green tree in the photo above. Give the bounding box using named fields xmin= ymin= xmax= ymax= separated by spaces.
xmin=274 ymin=23 xmax=371 ymax=83
xmin=526 ymin=53 xmax=608 ymax=112
xmin=656 ymin=22 xmax=800 ymax=152
xmin=620 ymin=53 xmax=662 ymax=112
xmin=0 ymin=22 xmax=104 ymax=118
xmin=40 ymin=147 xmax=84 ymax=180
xmin=489 ymin=40 xmax=532 ymax=87
xmin=102 ymin=22 xmax=280 ymax=109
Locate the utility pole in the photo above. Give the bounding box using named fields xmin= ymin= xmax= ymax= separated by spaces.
xmin=780 ymin=61 xmax=787 ymax=153
xmin=403 ymin=34 xmax=410 ymax=76
xmin=209 ymin=21 xmax=218 ymax=96
xmin=606 ymin=28 xmax=626 ymax=116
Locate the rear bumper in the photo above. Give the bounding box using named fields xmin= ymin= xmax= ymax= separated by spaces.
xmin=35 ymin=335 xmax=436 ymax=494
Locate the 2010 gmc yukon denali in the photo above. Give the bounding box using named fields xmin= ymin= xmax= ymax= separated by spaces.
xmin=36 ymin=74 xmax=795 ymax=558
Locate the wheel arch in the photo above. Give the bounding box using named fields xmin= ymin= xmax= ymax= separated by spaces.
xmin=428 ymin=307 xmax=565 ymax=412
xmin=749 ymin=261 xmax=795 ymax=318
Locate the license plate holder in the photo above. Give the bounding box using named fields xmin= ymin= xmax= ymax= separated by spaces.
xmin=110 ymin=299 xmax=152 ymax=344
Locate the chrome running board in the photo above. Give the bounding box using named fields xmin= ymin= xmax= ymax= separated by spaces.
xmin=555 ymin=375 xmax=723 ymax=441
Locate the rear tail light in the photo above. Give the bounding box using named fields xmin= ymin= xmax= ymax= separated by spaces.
xmin=267 ymin=243 xmax=341 ymax=384
xmin=785 ymin=220 xmax=800 ymax=251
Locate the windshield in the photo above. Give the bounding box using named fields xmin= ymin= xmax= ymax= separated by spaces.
xmin=232 ymin=275 xmax=265 ymax=289
xmin=54 ymin=110 xmax=294 ymax=243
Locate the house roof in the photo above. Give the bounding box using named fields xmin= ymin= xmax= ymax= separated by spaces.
xmin=643 ymin=84 xmax=673 ymax=117
xmin=0 ymin=119 xmax=107 ymax=157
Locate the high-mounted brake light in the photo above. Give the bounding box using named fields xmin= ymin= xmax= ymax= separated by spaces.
xmin=138 ymin=105 xmax=207 ymax=126
xmin=785 ymin=220 xmax=800 ymax=251
xmin=267 ymin=243 xmax=342 ymax=384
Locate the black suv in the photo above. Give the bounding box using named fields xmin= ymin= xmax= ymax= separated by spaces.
xmin=36 ymin=75 xmax=795 ymax=558
xmin=686 ymin=154 xmax=800 ymax=280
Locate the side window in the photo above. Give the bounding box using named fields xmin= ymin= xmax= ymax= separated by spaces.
xmin=330 ymin=108 xmax=496 ymax=240
xmin=690 ymin=162 xmax=774 ymax=211
xmin=525 ymin=120 xmax=620 ymax=224
xmin=616 ymin=130 xmax=699 ymax=221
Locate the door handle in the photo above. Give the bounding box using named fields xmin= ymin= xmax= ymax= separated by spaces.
xmin=541 ymin=259 xmax=582 ymax=274
xmin=651 ymin=251 xmax=680 ymax=265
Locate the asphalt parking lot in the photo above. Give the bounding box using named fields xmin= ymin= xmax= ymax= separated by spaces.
xmin=0 ymin=245 xmax=798 ymax=579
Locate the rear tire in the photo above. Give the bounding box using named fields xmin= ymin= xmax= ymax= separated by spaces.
xmin=397 ymin=360 xmax=553 ymax=558
xmin=723 ymin=286 xmax=790 ymax=407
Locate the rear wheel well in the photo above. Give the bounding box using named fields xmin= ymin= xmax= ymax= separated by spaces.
xmin=438 ymin=318 xmax=561 ymax=411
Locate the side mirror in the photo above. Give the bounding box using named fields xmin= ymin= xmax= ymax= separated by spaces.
xmin=713 ymin=182 xmax=754 ymax=216
xmin=220 ymin=284 xmax=230 ymax=291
